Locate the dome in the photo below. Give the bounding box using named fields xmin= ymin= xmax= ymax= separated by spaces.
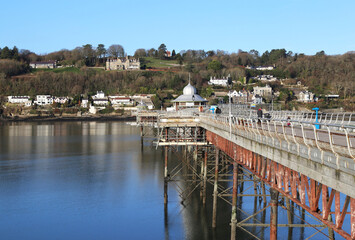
xmin=183 ymin=83 xmax=197 ymax=95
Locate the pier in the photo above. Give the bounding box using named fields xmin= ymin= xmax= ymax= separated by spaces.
xmin=137 ymin=109 xmax=355 ymax=239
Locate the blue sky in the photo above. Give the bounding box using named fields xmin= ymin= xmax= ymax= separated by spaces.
xmin=1 ymin=0 xmax=354 ymax=55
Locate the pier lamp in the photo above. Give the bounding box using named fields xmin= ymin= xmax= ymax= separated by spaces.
xmin=312 ymin=107 xmax=320 ymax=129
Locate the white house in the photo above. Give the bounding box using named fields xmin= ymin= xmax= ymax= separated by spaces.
xmin=92 ymin=91 xmax=105 ymax=99
xmin=110 ymin=97 xmax=134 ymax=106
xmin=93 ymin=99 xmax=109 ymax=106
xmin=92 ymin=91 xmax=109 ymax=105
xmin=253 ymin=85 xmax=273 ymax=97
xmin=228 ymin=90 xmax=251 ymax=104
xmin=8 ymin=96 xmax=31 ymax=105
xmin=297 ymin=91 xmax=315 ymax=103
xmin=208 ymin=76 xmax=230 ymax=87
xmin=246 ymin=66 xmax=275 ymax=71
xmin=34 ymin=95 xmax=53 ymax=105
xmin=29 ymin=60 xmax=56 ymax=69
xmin=53 ymin=97 xmax=69 ymax=104
xmin=81 ymin=98 xmax=89 ymax=108
xmin=252 ymin=75 xmax=278 ymax=82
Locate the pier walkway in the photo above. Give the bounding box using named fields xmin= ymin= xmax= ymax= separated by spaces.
xmin=137 ymin=109 xmax=355 ymax=239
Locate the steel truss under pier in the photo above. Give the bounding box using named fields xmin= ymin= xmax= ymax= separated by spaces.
xmin=157 ymin=126 xmax=207 ymax=146
xmin=206 ymin=130 xmax=354 ymax=240
xmin=163 ymin=144 xmax=337 ymax=240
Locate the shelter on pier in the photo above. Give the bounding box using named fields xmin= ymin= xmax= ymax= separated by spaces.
xmin=172 ymin=82 xmax=207 ymax=110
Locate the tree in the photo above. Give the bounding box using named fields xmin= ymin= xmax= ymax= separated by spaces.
xmin=96 ymin=44 xmax=106 ymax=59
xmin=147 ymin=48 xmax=156 ymax=57
xmin=12 ymin=46 xmax=19 ymax=60
xmin=108 ymin=44 xmax=125 ymax=58
xmin=82 ymin=44 xmax=95 ymax=66
xmin=208 ymin=60 xmax=222 ymax=72
xmin=172 ymin=49 xmax=176 ymax=58
xmin=249 ymin=49 xmax=259 ymax=60
xmin=158 ymin=43 xmax=167 ymax=59
xmin=134 ymin=48 xmax=147 ymax=58
xmin=206 ymin=50 xmax=215 ymax=57
xmin=316 ymin=50 xmax=325 ymax=56
xmin=1 ymin=47 xmax=12 ymax=59
xmin=175 ymin=54 xmax=183 ymax=65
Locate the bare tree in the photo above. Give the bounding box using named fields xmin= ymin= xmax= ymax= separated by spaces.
xmin=134 ymin=48 xmax=147 ymax=58
xmin=108 ymin=44 xmax=125 ymax=58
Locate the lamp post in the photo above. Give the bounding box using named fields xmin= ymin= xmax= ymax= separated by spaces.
xmin=229 ymin=91 xmax=232 ymax=137
xmin=312 ymin=107 xmax=320 ymax=129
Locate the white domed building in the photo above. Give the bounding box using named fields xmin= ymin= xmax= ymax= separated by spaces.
xmin=172 ymin=82 xmax=207 ymax=110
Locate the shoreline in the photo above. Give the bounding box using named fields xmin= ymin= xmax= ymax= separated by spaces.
xmin=0 ymin=115 xmax=136 ymax=123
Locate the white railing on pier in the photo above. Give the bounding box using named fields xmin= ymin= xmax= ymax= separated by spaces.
xmin=198 ymin=113 xmax=355 ymax=172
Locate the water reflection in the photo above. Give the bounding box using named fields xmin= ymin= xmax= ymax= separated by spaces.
xmin=0 ymin=121 xmax=336 ymax=240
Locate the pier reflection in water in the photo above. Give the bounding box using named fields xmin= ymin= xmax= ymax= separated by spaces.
xmin=0 ymin=122 xmax=323 ymax=240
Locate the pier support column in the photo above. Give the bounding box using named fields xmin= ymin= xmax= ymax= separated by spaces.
xmin=200 ymin=149 xmax=205 ymax=199
xmin=202 ymin=149 xmax=208 ymax=206
xmin=230 ymin=162 xmax=239 ymax=240
xmin=193 ymin=146 xmax=198 ymax=182
xmin=270 ymin=188 xmax=279 ymax=240
xmin=212 ymin=148 xmax=219 ymax=228
xmin=164 ymin=146 xmax=168 ymax=209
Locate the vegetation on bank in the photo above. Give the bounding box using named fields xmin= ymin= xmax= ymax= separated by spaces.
xmin=0 ymin=44 xmax=354 ymax=111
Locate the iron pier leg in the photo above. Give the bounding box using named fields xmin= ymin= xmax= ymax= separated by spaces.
xmin=231 ymin=162 xmax=239 ymax=240
xmin=270 ymin=188 xmax=279 ymax=240
xmin=203 ymin=149 xmax=208 ymax=207
xmin=286 ymin=198 xmax=293 ymax=239
xmin=200 ymin=149 xmax=204 ymax=199
xmin=193 ymin=146 xmax=198 ymax=182
xmin=212 ymin=148 xmax=219 ymax=228
xmin=164 ymin=146 xmax=168 ymax=210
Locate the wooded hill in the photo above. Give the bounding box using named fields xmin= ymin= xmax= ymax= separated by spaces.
xmin=0 ymin=45 xmax=354 ymax=110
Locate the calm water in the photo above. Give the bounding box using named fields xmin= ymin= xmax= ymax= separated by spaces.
xmin=0 ymin=122 xmax=231 ymax=240
xmin=0 ymin=122 xmax=340 ymax=240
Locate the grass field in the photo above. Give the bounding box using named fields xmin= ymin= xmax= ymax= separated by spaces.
xmin=141 ymin=57 xmax=180 ymax=68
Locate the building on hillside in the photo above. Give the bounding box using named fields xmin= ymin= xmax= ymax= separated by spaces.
xmin=30 ymin=60 xmax=57 ymax=69
xmin=253 ymin=85 xmax=273 ymax=97
xmin=228 ymin=90 xmax=251 ymax=104
xmin=208 ymin=75 xmax=230 ymax=87
xmin=7 ymin=96 xmax=30 ymax=104
xmin=81 ymin=98 xmax=89 ymax=108
xmin=53 ymin=97 xmax=69 ymax=104
xmin=34 ymin=95 xmax=53 ymax=105
xmin=131 ymin=95 xmax=155 ymax=110
xmin=165 ymin=51 xmax=171 ymax=57
xmin=92 ymin=91 xmax=105 ymax=99
xmin=106 ymin=57 xmax=140 ymax=70
xmin=172 ymin=82 xmax=208 ymax=110
xmin=297 ymin=91 xmax=315 ymax=103
xmin=252 ymin=75 xmax=278 ymax=82
xmin=252 ymin=94 xmax=263 ymax=104
xmin=109 ymin=96 xmax=135 ymax=106
xmin=92 ymin=91 xmax=109 ymax=105
xmin=246 ymin=65 xmax=275 ymax=71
